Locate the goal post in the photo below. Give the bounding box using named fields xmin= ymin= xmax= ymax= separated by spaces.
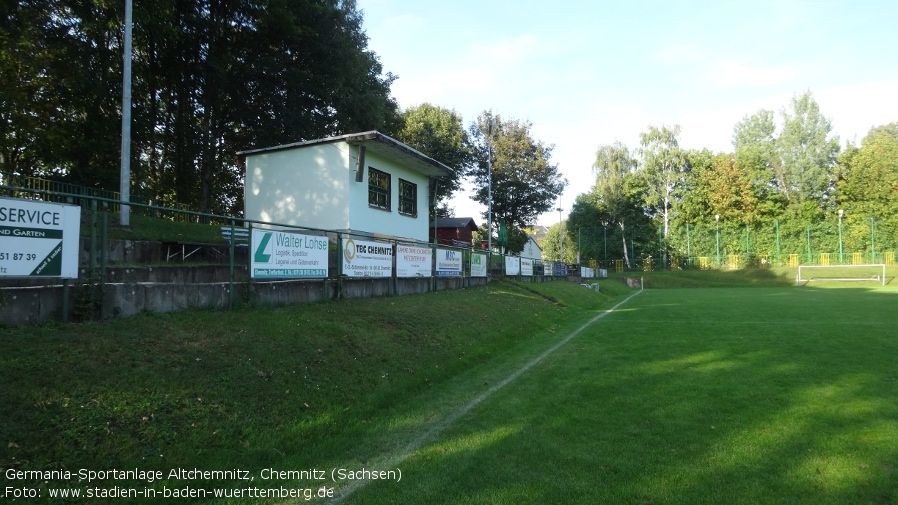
xmin=796 ymin=264 xmax=886 ymax=287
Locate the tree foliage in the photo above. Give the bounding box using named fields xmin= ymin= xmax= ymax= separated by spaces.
xmin=569 ymin=92 xmax=882 ymax=267
xmin=836 ymin=123 xmax=898 ymax=221
xmin=588 ymin=142 xmax=644 ymax=267
xmin=776 ymin=91 xmax=841 ymax=208
xmin=637 ymin=124 xmax=688 ymax=239
xmin=393 ymin=103 xmax=473 ymax=218
xmin=0 ymin=0 xmax=399 ymax=214
xmin=539 ymin=221 xmax=579 ymax=264
xmin=682 ymin=152 xmax=760 ymax=225
xmin=468 ymin=110 xmax=567 ymax=231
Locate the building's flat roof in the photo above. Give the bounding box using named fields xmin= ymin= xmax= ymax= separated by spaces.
xmin=237 ymin=131 xmax=455 ymax=178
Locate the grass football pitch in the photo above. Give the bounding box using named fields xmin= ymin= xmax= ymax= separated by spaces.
xmin=347 ymin=285 xmax=898 ymax=504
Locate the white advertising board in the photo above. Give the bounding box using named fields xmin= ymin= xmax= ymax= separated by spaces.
xmin=521 ymin=257 xmax=533 ymax=276
xmin=435 ymin=248 xmax=462 ymax=277
xmin=505 ymin=256 xmax=520 ymax=276
xmin=250 ymin=229 xmax=329 ymax=279
xmin=396 ymin=244 xmax=432 ymax=278
xmin=470 ymin=253 xmax=488 ymax=277
xmin=342 ymin=238 xmax=393 ymax=277
xmin=0 ymin=197 xmax=80 ymax=278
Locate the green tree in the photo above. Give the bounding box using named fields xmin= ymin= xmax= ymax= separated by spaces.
xmin=705 ymin=154 xmax=759 ymax=224
xmin=1 ymin=0 xmax=400 ymax=215
xmin=637 ymin=124 xmax=688 ymax=266
xmin=539 ymin=221 xmax=578 ymax=264
xmin=0 ymin=0 xmax=123 ymax=187
xmin=677 ymin=148 xmax=715 ymax=224
xmin=565 ymin=194 xmax=604 ymax=264
xmin=590 ymin=142 xmax=640 ymax=268
xmin=394 ymin=103 xmax=473 ymax=219
xmin=776 ymin=91 xmax=840 ymax=211
xmin=468 ymin=111 xmax=567 ymax=233
xmin=835 ymin=123 xmax=898 ymax=250
xmin=732 ymin=109 xmax=785 ymax=216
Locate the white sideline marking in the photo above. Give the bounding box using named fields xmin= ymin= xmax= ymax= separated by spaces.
xmin=325 ymin=288 xmax=644 ymax=504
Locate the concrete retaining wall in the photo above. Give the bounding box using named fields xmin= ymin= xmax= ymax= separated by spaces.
xmin=1 ymin=257 xmax=566 ymax=326
xmin=1 ymin=232 xmax=575 ymax=325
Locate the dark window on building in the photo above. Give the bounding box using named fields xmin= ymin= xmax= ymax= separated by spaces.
xmin=398 ymin=179 xmax=417 ymax=217
xmin=368 ymin=167 xmax=390 ymax=211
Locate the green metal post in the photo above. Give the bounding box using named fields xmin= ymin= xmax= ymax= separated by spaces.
xmin=247 ymin=222 xmax=255 ymax=302
xmin=228 ymin=219 xmax=236 ymax=308
xmin=871 ymin=218 xmax=876 ymax=263
xmin=337 ymin=233 xmax=344 ymax=299
xmin=773 ymin=221 xmax=782 ymax=266
xmin=806 ymin=224 xmax=812 ymax=264
xmin=578 ymin=226 xmax=581 ymax=265
xmin=62 ymin=279 xmax=70 ymax=323
xmin=100 ymin=212 xmax=108 ymax=319
xmin=603 ymin=227 xmax=607 ymax=269
xmin=838 ymin=211 xmax=843 ymax=264
xmin=715 ymin=219 xmax=720 ymax=269
xmin=89 ymin=199 xmax=97 ymax=281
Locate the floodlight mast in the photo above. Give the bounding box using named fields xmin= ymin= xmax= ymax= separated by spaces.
xmin=119 ymin=0 xmax=133 ymax=226
xmin=486 ymin=117 xmax=495 ymax=255
xmin=838 ymin=209 xmax=844 ymax=264
xmin=557 ymin=207 xmax=564 ymax=263
xmin=715 ymin=214 xmax=720 ymax=268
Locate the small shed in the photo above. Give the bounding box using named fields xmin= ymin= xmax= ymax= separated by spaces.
xmin=429 ymin=217 xmax=479 ymax=248
xmin=238 ymin=131 xmax=454 ymax=242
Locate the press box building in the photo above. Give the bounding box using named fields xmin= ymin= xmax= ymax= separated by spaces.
xmin=239 ymin=131 xmax=454 ymax=242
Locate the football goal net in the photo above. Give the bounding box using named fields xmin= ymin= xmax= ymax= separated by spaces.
xmin=796 ymin=264 xmax=887 ymax=286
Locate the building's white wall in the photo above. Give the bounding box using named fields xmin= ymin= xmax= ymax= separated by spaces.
xmin=245 ymin=144 xmax=351 ymax=230
xmin=244 ymin=141 xmax=430 ymax=242
xmin=521 ymin=237 xmax=543 ymax=260
xmin=348 ymin=150 xmax=430 ymax=242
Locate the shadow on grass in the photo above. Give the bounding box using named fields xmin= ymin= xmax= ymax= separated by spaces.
xmin=348 ymin=287 xmax=898 ymax=505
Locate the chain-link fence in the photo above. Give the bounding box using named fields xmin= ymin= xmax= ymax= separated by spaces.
xmin=572 ymin=216 xmax=897 ymax=272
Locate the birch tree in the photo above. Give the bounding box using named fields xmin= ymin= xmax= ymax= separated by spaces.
xmin=638 ymin=124 xmax=688 ymax=266
xmin=591 ymin=142 xmax=639 ymax=268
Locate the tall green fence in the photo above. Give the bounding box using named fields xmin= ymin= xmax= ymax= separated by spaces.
xmin=665 ymin=217 xmax=897 ymax=269
xmin=573 ymin=216 xmax=897 ymax=272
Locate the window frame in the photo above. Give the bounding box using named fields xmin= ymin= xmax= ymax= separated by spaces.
xmin=367 ymin=167 xmax=391 ymax=211
xmin=397 ymin=178 xmax=417 ymax=218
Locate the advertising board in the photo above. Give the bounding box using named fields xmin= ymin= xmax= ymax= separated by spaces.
xmin=396 ymin=244 xmax=432 ymax=278
xmin=505 ymin=256 xmax=520 ymax=276
xmin=342 ymin=238 xmax=393 ymax=277
xmin=435 ymin=248 xmax=462 ymax=277
xmin=0 ymin=197 xmax=80 ymax=278
xmin=521 ymin=257 xmax=533 ymax=276
xmin=552 ymin=261 xmax=566 ymax=276
xmin=470 ymin=253 xmax=487 ymax=277
xmin=250 ymin=229 xmax=329 ymax=279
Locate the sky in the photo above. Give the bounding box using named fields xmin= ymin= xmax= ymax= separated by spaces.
xmin=355 ymin=0 xmax=898 ymax=227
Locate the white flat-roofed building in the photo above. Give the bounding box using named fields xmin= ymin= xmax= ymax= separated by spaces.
xmin=239 ymin=131 xmax=454 ymax=242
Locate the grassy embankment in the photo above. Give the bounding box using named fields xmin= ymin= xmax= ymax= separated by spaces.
xmin=0 ymin=277 xmax=634 ymax=503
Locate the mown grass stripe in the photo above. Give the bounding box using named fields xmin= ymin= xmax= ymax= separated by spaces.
xmin=326 ymin=287 xmax=643 ymax=504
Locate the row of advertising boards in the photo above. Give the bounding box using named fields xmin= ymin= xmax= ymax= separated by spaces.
xmin=0 ymin=197 xmax=539 ymax=280
xmin=251 ymin=229 xmax=538 ymax=279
